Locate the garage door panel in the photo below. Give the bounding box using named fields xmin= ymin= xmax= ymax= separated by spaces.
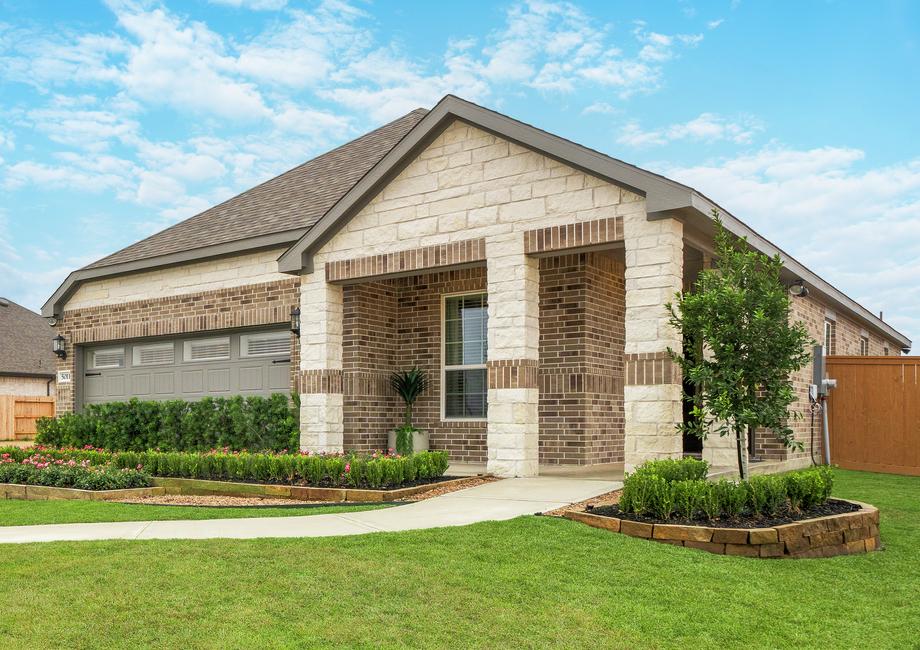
xmin=131 ymin=374 xmax=151 ymax=396
xmin=268 ymin=364 xmax=289 ymax=390
xmin=154 ymin=372 xmax=174 ymax=395
xmin=207 ymin=369 xmax=231 ymax=392
xmin=82 ymin=330 xmax=291 ymax=406
xmin=182 ymin=370 xmax=204 ymax=393
xmin=105 ymin=375 xmax=126 ymax=397
xmin=239 ymin=366 xmax=264 ymax=391
xmin=84 ymin=376 xmax=104 ymax=398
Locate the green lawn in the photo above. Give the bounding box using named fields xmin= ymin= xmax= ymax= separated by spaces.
xmin=0 ymin=500 xmax=387 ymax=526
xmin=0 ymin=469 xmax=917 ymax=649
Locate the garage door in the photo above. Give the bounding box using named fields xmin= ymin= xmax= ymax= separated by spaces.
xmin=81 ymin=329 xmax=291 ymax=406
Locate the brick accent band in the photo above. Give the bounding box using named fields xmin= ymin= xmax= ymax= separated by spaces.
xmin=326 ymin=238 xmax=486 ymax=283
xmin=524 ymin=216 xmax=623 ymax=255
xmin=299 ymin=369 xmax=344 ymax=394
xmin=488 ymin=359 xmax=539 ymax=389
xmin=624 ymin=352 xmax=682 ymax=385
xmin=60 ymin=279 xmax=301 ymax=345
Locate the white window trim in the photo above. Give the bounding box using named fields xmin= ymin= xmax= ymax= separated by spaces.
xmin=89 ymin=347 xmax=125 ymax=370
xmin=132 ymin=342 xmax=175 ymax=367
xmin=859 ymin=337 xmax=869 ymax=356
xmin=239 ymin=331 xmax=290 ymax=358
xmin=183 ymin=337 xmax=231 ymax=363
xmin=823 ymin=320 xmax=834 ymax=356
xmin=441 ymin=291 xmax=488 ymax=422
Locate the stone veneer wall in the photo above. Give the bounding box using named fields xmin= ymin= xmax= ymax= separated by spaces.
xmin=54 ymin=278 xmax=301 ymax=415
xmin=0 ymin=376 xmax=54 ymax=397
xmin=538 ymin=253 xmax=625 ymax=465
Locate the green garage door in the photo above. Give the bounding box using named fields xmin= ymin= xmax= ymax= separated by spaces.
xmin=81 ymin=329 xmax=291 ymax=406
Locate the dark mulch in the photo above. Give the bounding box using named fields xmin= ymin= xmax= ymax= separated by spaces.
xmin=587 ymin=498 xmax=861 ymax=529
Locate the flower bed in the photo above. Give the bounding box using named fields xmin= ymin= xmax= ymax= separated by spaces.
xmin=0 ymin=452 xmax=150 ymax=490
xmin=565 ymin=500 xmax=880 ymax=558
xmin=0 ymin=447 xmax=449 ymax=490
xmin=563 ymin=458 xmax=882 ymax=558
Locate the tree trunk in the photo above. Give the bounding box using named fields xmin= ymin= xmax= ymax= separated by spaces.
xmin=735 ymin=423 xmax=749 ymax=480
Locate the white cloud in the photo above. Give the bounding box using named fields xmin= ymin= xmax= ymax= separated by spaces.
xmin=581 ymin=101 xmax=617 ymax=115
xmin=618 ymin=113 xmax=764 ymax=147
xmin=208 ymin=0 xmax=288 ymax=9
xmin=658 ymin=148 xmax=920 ymax=342
xmin=26 ymin=108 xmax=140 ymax=151
xmin=707 ymin=19 xmax=725 ymax=29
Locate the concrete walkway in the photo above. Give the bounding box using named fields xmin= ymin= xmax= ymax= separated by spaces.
xmin=0 ymin=476 xmax=621 ymax=544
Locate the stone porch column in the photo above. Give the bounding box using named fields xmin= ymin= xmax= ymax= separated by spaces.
xmin=299 ymin=266 xmax=345 ymax=453
xmin=485 ymin=233 xmax=540 ymax=477
xmin=623 ymin=213 xmax=684 ymax=472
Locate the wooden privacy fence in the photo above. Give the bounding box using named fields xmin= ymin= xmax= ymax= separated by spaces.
xmin=0 ymin=395 xmax=55 ymax=442
xmin=826 ymin=356 xmax=920 ymax=476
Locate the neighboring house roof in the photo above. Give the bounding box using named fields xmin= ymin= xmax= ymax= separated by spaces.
xmin=42 ymin=95 xmax=911 ymax=351
xmin=0 ymin=298 xmax=56 ymax=378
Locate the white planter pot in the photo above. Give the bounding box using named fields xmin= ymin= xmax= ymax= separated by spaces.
xmin=387 ymin=429 xmax=429 ymax=454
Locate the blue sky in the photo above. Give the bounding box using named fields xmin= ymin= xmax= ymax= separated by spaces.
xmin=1 ymin=0 xmax=918 ymax=344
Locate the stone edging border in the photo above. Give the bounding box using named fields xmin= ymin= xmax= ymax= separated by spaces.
xmin=564 ymin=499 xmax=880 ymax=559
xmin=1 ymin=475 xmax=477 ymax=504
xmin=1 ymin=483 xmax=165 ymax=502
xmin=149 ymin=475 xmax=476 ymax=502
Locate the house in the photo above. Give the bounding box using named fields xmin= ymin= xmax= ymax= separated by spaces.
xmin=0 ymin=297 xmax=56 ymax=396
xmin=42 ymin=95 xmax=910 ymax=477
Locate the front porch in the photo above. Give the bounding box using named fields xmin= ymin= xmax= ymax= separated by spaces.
xmin=297 ymin=212 xmax=702 ymax=477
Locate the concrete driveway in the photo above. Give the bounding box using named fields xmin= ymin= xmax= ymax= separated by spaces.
xmin=0 ymin=476 xmax=620 ymax=544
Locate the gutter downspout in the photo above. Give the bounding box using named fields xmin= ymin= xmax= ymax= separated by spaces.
xmin=821 ymin=395 xmax=832 ymax=465
xmin=46 ymin=378 xmax=54 ymax=397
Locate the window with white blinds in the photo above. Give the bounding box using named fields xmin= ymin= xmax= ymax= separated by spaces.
xmin=183 ymin=337 xmax=231 ymax=362
xmin=240 ymin=332 xmax=289 ymax=358
xmin=132 ymin=343 xmax=175 ymax=367
xmin=90 ymin=347 xmax=125 ymax=369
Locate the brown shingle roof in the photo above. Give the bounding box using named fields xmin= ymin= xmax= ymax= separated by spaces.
xmin=84 ymin=108 xmax=428 ymax=270
xmin=0 ymin=298 xmax=56 ymax=378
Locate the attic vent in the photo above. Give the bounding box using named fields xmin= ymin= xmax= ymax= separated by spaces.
xmin=90 ymin=348 xmax=125 ymax=369
xmin=183 ymin=337 xmax=230 ymax=362
xmin=133 ymin=343 xmax=175 ymax=367
xmin=240 ymin=332 xmax=289 ymax=358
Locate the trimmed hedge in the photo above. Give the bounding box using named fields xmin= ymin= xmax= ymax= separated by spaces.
xmin=35 ymin=395 xmax=298 ymax=452
xmin=619 ymin=457 xmax=834 ymax=521
xmin=0 ymin=454 xmax=150 ymax=490
xmin=0 ymin=447 xmax=450 ymax=490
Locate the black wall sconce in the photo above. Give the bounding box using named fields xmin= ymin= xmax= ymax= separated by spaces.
xmin=52 ymin=334 xmax=67 ymax=359
xmin=789 ymin=279 xmax=809 ymax=298
xmin=290 ymin=307 xmax=301 ymax=338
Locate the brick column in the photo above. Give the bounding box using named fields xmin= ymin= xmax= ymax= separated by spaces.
xmin=299 ymin=266 xmax=345 ymax=453
xmin=623 ymin=213 xmax=684 ymax=472
xmin=485 ymin=234 xmax=540 ymax=477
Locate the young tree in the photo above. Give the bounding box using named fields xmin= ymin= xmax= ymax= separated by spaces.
xmin=667 ymin=211 xmax=812 ymax=478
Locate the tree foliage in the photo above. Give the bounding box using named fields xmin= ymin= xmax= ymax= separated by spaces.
xmin=667 ymin=212 xmax=812 ymax=476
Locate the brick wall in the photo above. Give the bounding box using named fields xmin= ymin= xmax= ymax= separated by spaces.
xmin=342 ymin=281 xmax=399 ymax=453
xmin=752 ymin=292 xmax=903 ymax=463
xmin=55 ymin=278 xmax=301 ymax=415
xmin=538 ymin=253 xmax=625 ymax=465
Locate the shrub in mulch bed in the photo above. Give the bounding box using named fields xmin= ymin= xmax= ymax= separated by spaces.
xmin=0 ymin=452 xmax=150 ymax=490
xmin=35 ymin=394 xmax=298 ymax=452
xmin=0 ymin=447 xmax=449 ymax=491
xmin=607 ymin=457 xmax=837 ymax=527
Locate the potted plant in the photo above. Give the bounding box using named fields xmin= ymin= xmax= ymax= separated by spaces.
xmin=387 ymin=366 xmax=430 ymax=455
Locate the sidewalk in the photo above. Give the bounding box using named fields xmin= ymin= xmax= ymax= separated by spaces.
xmin=0 ymin=476 xmax=621 ymax=544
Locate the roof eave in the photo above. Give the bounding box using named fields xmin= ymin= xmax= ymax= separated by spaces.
xmin=685 ymin=192 xmax=911 ymax=349
xmin=42 ymin=228 xmax=306 ymax=317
